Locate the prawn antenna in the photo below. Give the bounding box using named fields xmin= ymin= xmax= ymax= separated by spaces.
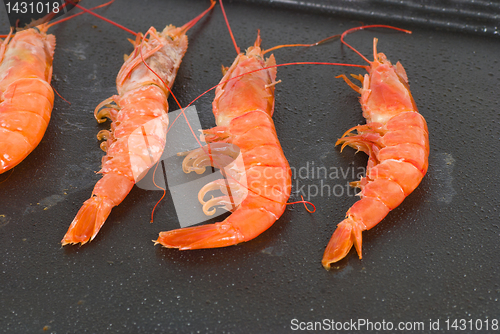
xmin=51 ymin=84 xmax=71 ymax=105
xmin=180 ymin=0 xmax=216 ymax=34
xmin=288 ymin=196 xmax=316 ymax=213
xmin=66 ymin=0 xmax=138 ymax=36
xmin=340 ymin=24 xmax=412 ymax=64
xmin=220 ymin=0 xmax=240 ymax=54
xmin=262 ymin=34 xmax=341 ymax=55
xmin=45 ymin=0 xmax=115 ymax=30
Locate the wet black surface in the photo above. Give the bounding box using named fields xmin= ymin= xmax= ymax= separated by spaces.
xmin=0 ymin=0 xmax=499 ymax=333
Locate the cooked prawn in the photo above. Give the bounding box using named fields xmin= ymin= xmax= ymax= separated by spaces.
xmin=0 ymin=2 xmax=114 ymax=174
xmin=0 ymin=25 xmax=55 ymax=173
xmin=322 ymin=25 xmax=429 ymax=269
xmin=61 ymin=1 xmax=216 ymax=245
xmin=155 ymin=28 xmax=292 ymax=249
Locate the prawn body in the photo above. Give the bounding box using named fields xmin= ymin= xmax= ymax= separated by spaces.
xmin=0 ymin=26 xmax=55 ymax=173
xmin=62 ymin=24 xmax=193 ymax=245
xmin=156 ymin=35 xmax=292 ymax=249
xmin=322 ymin=34 xmax=429 ymax=269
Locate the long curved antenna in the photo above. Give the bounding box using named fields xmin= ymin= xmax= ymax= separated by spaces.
xmin=340 ymin=24 xmax=412 ymax=64
xmin=262 ymin=34 xmax=341 ymax=55
xmin=45 ymin=0 xmax=115 ymax=29
xmin=180 ymin=0 xmax=216 ymax=34
xmin=66 ymin=0 xmax=137 ymax=36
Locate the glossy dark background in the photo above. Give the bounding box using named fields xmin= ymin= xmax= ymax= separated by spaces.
xmin=1 ymin=0 xmax=498 ymax=333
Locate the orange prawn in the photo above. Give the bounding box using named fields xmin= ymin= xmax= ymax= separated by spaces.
xmin=155 ymin=5 xmax=293 ymax=249
xmin=0 ymin=2 xmax=113 ymax=174
xmin=0 ymin=25 xmax=55 ymax=174
xmin=61 ymin=1 xmax=216 ymax=245
xmin=322 ymin=25 xmax=429 ymax=269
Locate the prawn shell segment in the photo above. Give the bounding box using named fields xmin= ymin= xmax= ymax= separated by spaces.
xmin=0 ymin=28 xmax=55 ymax=90
xmin=360 ymin=57 xmax=416 ymax=124
xmin=214 ymin=50 xmax=277 ymax=125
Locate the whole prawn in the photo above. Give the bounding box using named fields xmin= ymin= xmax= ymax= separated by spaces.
xmin=62 ymin=1 xmax=216 ymax=245
xmin=322 ymin=26 xmax=429 ymax=269
xmin=0 ymin=2 xmax=113 ymax=174
xmin=155 ymin=30 xmax=292 ymax=249
xmin=0 ymin=25 xmax=55 ymax=174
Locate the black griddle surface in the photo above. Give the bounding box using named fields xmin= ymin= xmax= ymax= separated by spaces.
xmin=0 ymin=1 xmax=499 ymax=333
